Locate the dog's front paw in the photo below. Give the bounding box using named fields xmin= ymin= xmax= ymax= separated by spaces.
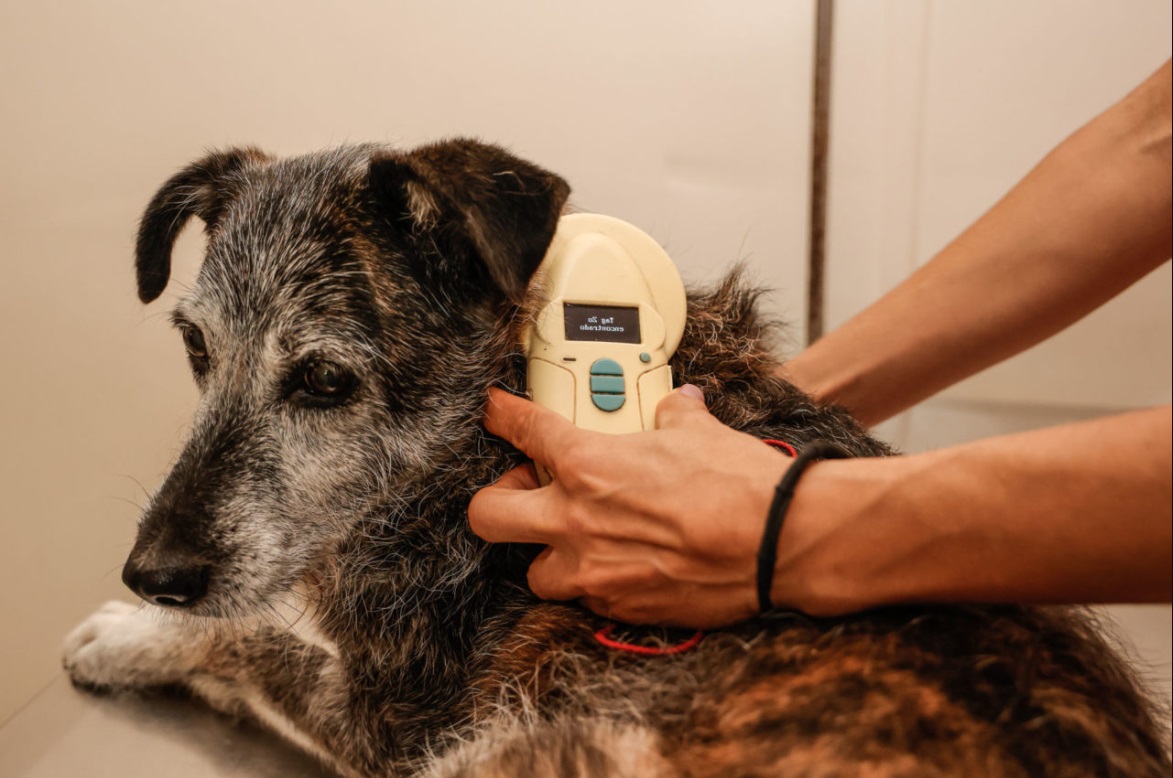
xmin=63 ymin=600 xmax=202 ymax=692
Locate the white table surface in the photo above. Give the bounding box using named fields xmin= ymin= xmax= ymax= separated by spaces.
xmin=0 ymin=676 xmax=336 ymax=778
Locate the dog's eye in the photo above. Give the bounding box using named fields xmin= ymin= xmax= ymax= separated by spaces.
xmin=181 ymin=325 xmax=208 ymax=359
xmin=302 ymin=361 xmax=354 ymax=399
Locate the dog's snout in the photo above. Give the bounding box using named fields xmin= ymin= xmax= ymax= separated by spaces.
xmin=123 ymin=563 xmax=211 ymax=608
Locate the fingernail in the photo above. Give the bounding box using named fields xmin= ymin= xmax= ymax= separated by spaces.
xmin=678 ymin=384 xmax=705 ymax=403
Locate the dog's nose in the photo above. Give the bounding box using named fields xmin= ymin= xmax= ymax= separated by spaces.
xmin=122 ymin=564 xmax=211 ymax=608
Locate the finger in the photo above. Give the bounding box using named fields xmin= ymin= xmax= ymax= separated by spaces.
xmin=554 ymin=560 xmax=665 ymax=615
xmin=527 ymin=548 xmax=586 ymax=601
xmin=654 ymin=384 xmax=716 ymax=430
xmin=487 ymin=461 xmax=541 ymax=492
xmin=468 ymin=470 xmax=562 ymax=544
xmin=580 ymin=595 xmax=668 ymax=626
xmin=484 ymin=389 xmax=582 ymax=470
xmin=579 ymin=596 xmax=617 ymax=620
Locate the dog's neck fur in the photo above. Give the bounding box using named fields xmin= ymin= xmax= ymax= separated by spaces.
xmin=306 ymin=324 xmax=538 ymax=750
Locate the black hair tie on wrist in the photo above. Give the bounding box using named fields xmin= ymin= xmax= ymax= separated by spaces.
xmin=757 ymin=440 xmax=854 ymax=614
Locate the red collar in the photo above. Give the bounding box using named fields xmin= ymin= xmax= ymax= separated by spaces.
xmin=593 ymin=623 xmax=704 ymax=656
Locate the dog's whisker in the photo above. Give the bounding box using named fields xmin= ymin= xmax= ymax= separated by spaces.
xmin=99 ymin=562 xmax=127 ymax=582
xmin=106 ymin=495 xmax=146 ymax=514
xmin=117 ymin=474 xmax=155 ymax=503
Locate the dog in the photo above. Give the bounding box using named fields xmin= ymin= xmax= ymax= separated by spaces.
xmin=63 ymin=139 xmax=1169 ymax=777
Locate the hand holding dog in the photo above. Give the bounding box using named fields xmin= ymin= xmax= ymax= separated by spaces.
xmin=469 ymin=386 xmax=802 ymax=628
xmin=472 ymin=388 xmax=1173 ymax=627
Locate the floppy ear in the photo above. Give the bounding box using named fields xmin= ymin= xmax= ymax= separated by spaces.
xmin=368 ymin=139 xmax=570 ymax=304
xmin=135 ymin=147 xmax=270 ymax=303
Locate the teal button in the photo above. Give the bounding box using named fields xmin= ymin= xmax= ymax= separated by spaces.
xmin=592 ymin=393 xmax=626 ymax=412
xmin=590 ymin=358 xmax=623 ymax=376
xmin=589 ymin=375 xmax=625 ymax=394
xmin=639 ymin=352 xmax=651 ymax=363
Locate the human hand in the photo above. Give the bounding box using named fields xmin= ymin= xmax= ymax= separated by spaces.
xmin=468 ymin=385 xmax=794 ymax=628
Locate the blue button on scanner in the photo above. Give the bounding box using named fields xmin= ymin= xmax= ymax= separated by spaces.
xmin=589 ymin=375 xmax=625 ymax=394
xmin=589 ymin=358 xmax=626 ymax=413
xmin=591 ymin=393 xmax=625 ymax=412
xmin=590 ymin=358 xmax=623 ymax=375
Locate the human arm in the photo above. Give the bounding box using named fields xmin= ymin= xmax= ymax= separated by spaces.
xmin=773 ymin=402 xmax=1171 ymax=616
xmin=469 ymin=388 xmax=1172 ymax=627
xmin=784 ymin=60 xmax=1172 ymax=425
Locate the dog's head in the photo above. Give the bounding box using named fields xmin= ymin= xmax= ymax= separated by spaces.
xmin=123 ymin=140 xmax=569 ymax=617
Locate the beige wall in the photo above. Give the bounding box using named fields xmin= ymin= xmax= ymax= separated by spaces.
xmin=0 ymin=1 xmax=816 ymax=723
xmin=2 ymin=0 xmax=1169 ymax=736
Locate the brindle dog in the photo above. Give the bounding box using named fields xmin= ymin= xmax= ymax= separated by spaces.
xmin=63 ymin=140 xmax=1169 ymax=777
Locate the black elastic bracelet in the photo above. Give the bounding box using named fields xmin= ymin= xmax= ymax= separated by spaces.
xmin=756 ymin=440 xmax=854 ymax=614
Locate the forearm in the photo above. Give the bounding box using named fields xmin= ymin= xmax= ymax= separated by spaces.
xmin=785 ymin=61 xmax=1172 ymax=425
xmin=775 ymin=405 xmax=1172 ymax=616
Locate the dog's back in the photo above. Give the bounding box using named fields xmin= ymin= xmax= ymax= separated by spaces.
xmin=432 ymin=278 xmax=1169 ymax=777
xmin=64 ymin=140 xmax=1169 ymax=778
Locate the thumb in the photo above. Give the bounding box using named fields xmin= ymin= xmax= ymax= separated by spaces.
xmin=655 ymin=384 xmax=714 ymax=430
xmin=483 ymin=387 xmax=580 ymax=469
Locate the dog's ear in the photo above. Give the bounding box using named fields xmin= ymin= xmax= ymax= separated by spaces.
xmin=135 ymin=147 xmax=270 ymax=303
xmin=368 ymin=139 xmax=570 ymax=304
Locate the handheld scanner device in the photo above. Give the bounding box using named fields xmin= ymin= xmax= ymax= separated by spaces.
xmin=522 ymin=213 xmax=686 ymax=484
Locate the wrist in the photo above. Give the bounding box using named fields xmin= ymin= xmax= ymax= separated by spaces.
xmin=764 ymin=459 xmax=846 ymax=616
xmin=766 ymin=455 xmax=909 ymax=616
xmin=754 ymin=442 xmax=855 ymax=615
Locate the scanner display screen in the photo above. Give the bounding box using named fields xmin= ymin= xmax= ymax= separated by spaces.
xmin=563 ymin=303 xmax=641 ymax=344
